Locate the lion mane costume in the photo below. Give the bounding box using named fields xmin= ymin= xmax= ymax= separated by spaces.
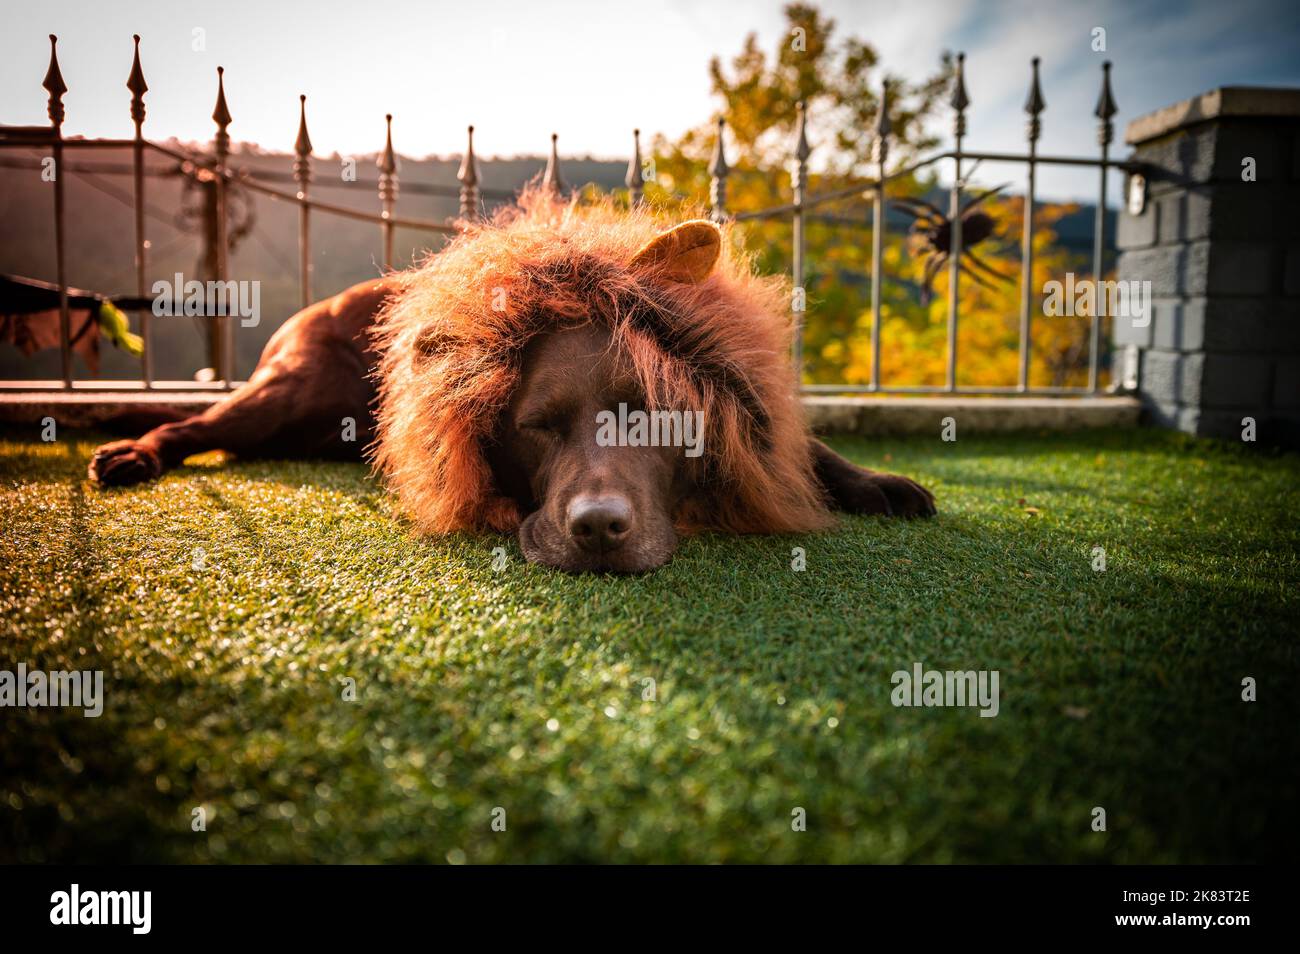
xmin=371 ymin=191 xmax=835 ymax=538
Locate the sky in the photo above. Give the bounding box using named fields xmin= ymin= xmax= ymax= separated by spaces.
xmin=2 ymin=0 xmax=1298 ymax=200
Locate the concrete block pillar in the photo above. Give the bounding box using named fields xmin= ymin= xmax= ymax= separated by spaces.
xmin=1115 ymin=87 xmax=1300 ymax=445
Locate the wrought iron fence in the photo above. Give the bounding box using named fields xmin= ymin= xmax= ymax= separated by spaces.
xmin=0 ymin=34 xmax=1134 ymax=397
xmin=717 ymin=54 xmax=1132 ymax=396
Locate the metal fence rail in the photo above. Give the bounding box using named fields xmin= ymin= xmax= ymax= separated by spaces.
xmin=0 ymin=35 xmax=458 ymax=391
xmin=0 ymin=35 xmax=1130 ymax=397
xmin=710 ymin=54 xmax=1129 ymax=396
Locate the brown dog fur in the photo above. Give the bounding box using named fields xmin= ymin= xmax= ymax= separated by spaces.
xmin=90 ymin=192 xmax=935 ymax=572
xmin=372 ymin=194 xmax=834 ymax=537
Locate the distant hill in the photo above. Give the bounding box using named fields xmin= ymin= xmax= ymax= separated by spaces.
xmin=0 ymin=141 xmax=635 ymax=381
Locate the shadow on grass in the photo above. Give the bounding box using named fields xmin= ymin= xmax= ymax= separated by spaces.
xmin=587 ymin=524 xmax=1297 ymax=863
xmin=2 ymin=428 xmax=1297 ymax=862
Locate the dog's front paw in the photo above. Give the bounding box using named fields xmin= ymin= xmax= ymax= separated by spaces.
xmin=872 ymin=473 xmax=936 ymax=518
xmin=810 ymin=440 xmax=937 ymax=519
xmin=89 ymin=440 xmax=163 ymax=487
xmin=830 ymin=470 xmax=894 ymax=515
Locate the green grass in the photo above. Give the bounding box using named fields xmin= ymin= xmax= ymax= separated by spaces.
xmin=1 ymin=426 xmax=1297 ymax=863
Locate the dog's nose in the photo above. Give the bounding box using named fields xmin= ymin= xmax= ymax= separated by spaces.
xmin=567 ymin=494 xmax=634 ymax=553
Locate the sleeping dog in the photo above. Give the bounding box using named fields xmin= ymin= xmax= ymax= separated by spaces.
xmin=90 ymin=196 xmax=934 ymax=572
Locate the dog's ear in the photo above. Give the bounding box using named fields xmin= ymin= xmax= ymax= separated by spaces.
xmin=628 ymin=220 xmax=721 ymax=284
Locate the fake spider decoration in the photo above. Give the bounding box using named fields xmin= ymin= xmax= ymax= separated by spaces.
xmin=892 ymin=183 xmax=1013 ymax=305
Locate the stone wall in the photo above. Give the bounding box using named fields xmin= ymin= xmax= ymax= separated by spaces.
xmin=1115 ymin=87 xmax=1300 ymax=446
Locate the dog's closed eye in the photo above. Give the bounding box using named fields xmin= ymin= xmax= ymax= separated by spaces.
xmin=517 ymin=414 xmax=566 ymax=438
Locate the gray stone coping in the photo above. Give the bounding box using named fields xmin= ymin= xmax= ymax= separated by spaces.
xmin=1126 ymin=86 xmax=1300 ymax=145
xmin=805 ymin=396 xmax=1140 ymax=435
xmin=1 ymin=391 xmax=1142 ymax=435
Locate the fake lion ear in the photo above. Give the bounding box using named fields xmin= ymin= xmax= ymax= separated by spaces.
xmin=628 ymin=220 xmax=721 ymax=284
xmin=413 ymin=326 xmax=452 ymax=359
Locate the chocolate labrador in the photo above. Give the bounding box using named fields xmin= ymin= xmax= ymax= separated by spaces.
xmin=90 ymin=210 xmax=935 ymax=572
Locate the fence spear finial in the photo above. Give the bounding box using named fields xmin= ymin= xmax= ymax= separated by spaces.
xmin=708 ymin=117 xmax=729 ymax=221
xmin=212 ymin=66 xmax=231 ymax=130
xmin=378 ymin=114 xmax=398 ymax=204
xmin=43 ymin=34 xmax=67 ymax=130
xmin=792 ymin=101 xmax=812 ymax=201
xmin=543 ymin=132 xmax=565 ymax=196
xmin=950 ymin=52 xmax=969 ymax=139
xmin=874 ymin=80 xmax=892 ymax=140
xmin=294 ymin=95 xmax=312 ymax=189
xmin=794 ymin=100 xmax=812 ymax=162
xmin=708 ymin=117 xmax=729 ymax=179
xmin=378 ymin=114 xmax=399 ymax=266
xmin=209 ymin=66 xmax=232 ymax=384
xmin=379 ymin=113 xmax=397 ymax=176
xmin=212 ymin=66 xmax=231 ymax=161
xmin=873 ymin=80 xmax=891 ymax=166
xmin=458 ymin=125 xmax=481 ymax=220
xmin=127 ymin=34 xmax=148 ymax=129
xmin=1025 ymin=56 xmax=1045 ymax=143
xmin=1094 ymin=60 xmax=1117 ymax=146
xmin=791 ymin=100 xmax=811 ymax=376
xmin=626 ymin=128 xmax=645 ymax=206
xmin=293 ymin=95 xmax=313 ymax=305
xmin=457 ymin=125 xmax=479 ymax=186
xmin=295 ymin=95 xmax=312 ymax=160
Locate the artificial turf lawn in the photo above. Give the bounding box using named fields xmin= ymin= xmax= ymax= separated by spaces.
xmin=0 ymin=426 xmax=1296 ymax=863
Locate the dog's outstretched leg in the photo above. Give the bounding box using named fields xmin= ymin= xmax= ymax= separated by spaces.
xmin=809 ymin=438 xmax=936 ymax=518
xmin=88 ymin=375 xmax=356 ymax=486
xmin=89 ymin=278 xmax=392 ymax=487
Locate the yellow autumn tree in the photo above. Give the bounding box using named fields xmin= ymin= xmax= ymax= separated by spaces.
xmin=633 ymin=2 xmax=1108 ymax=391
xmin=859 ymin=195 xmax=1102 ymax=389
